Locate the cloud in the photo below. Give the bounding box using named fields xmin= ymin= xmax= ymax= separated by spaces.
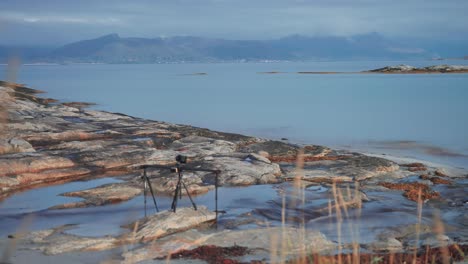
xmin=0 ymin=12 xmax=123 ymax=25
xmin=0 ymin=0 xmax=467 ymax=45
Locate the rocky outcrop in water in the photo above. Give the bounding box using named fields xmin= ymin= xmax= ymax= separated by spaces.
xmin=366 ymin=64 xmax=468 ymax=73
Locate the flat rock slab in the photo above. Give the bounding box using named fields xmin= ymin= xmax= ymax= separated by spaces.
xmin=0 ymin=153 xmax=75 ymax=177
xmin=21 ymin=226 xmax=118 ymax=255
xmin=125 ymin=206 xmax=216 ymax=242
xmin=208 ymin=156 xmax=282 ymax=185
xmin=239 ymin=141 xmax=331 ymax=160
xmin=282 ymin=154 xmax=399 ymax=183
xmin=170 ymin=136 xmax=236 ymax=156
xmin=49 ymin=183 xmax=143 ymax=209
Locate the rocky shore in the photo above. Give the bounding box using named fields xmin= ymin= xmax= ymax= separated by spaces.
xmin=1 ymin=81 xmax=467 ymax=263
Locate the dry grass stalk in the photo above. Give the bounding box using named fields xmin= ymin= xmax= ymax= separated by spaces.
xmin=270 ymin=228 xmax=279 ymax=264
xmin=412 ymin=188 xmax=423 ymax=264
xmin=1 ymin=214 xmax=34 ymax=263
xmin=281 ymin=194 xmax=287 ymax=264
xmin=433 ymin=210 xmax=450 ymax=264
xmin=332 ymin=181 xmax=343 ymax=264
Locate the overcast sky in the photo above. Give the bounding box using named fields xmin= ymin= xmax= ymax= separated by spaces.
xmin=0 ymin=0 xmax=467 ymax=46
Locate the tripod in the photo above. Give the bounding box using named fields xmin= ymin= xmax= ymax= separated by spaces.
xmin=142 ymin=167 xmax=159 ymax=217
xmin=171 ymin=164 xmax=197 ymax=213
xmin=138 ymin=163 xmax=222 ymax=228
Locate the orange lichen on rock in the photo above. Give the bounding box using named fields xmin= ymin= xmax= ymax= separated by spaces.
xmin=379 ymin=182 xmax=440 ymax=201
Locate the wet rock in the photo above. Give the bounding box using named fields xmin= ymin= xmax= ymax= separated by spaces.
xmin=16 ymin=167 xmax=91 ymax=185
xmin=0 ymin=153 xmax=75 ymax=177
xmin=282 ymin=154 xmax=399 ymax=183
xmin=365 ymin=237 xmax=403 ymax=252
xmin=166 ymin=125 xmax=253 ymax=144
xmin=421 ymin=234 xmax=451 ymax=247
xmin=23 ymin=207 xmax=215 ymax=255
xmin=170 ymin=136 xmax=236 ymax=156
xmin=402 ymin=162 xmax=427 ymax=172
xmin=121 ymin=229 xmax=209 ymax=263
xmin=0 ymin=176 xmax=20 ymax=190
xmin=239 ymin=141 xmax=332 ymax=163
xmin=124 ymin=206 xmax=216 ymax=242
xmin=82 ymin=109 xmax=133 ymax=121
xmin=0 ymin=138 xmax=35 ymax=154
xmin=208 ymin=227 xmax=334 ymax=252
xmin=22 ymin=226 xmax=118 ymax=255
xmin=48 ymin=140 xmax=108 ymax=151
xmin=434 ymin=169 xmax=448 ymax=177
xmin=122 ymin=227 xmax=334 ymax=263
xmin=239 ymin=141 xmax=299 ymax=157
xmin=207 ymin=156 xmax=282 ymax=185
xmin=247 ymin=153 xmax=271 ymax=164
xmin=50 ymin=183 xmax=143 ymax=209
xmin=298 ymin=173 xmax=353 ymax=184
xmin=419 ymin=174 xmax=451 ymax=185
xmin=39 ymin=235 xmax=118 ymax=255
xmin=24 ymin=130 xmax=120 ymax=146
xmin=338 ymin=155 xmax=399 ymax=181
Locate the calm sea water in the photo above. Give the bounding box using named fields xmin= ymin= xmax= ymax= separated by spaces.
xmin=3 ymin=61 xmax=468 ymax=168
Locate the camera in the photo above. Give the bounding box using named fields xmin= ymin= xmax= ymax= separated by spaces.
xmin=175 ymin=154 xmax=187 ymax=164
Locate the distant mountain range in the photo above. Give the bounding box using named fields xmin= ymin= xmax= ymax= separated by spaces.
xmin=0 ymin=33 xmax=445 ymax=63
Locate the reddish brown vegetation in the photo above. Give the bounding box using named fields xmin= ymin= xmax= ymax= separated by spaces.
xmin=420 ymin=174 xmax=451 ymax=185
xmin=286 ymin=244 xmax=468 ymax=264
xmin=170 ymin=245 xmax=249 ymax=264
xmin=269 ymin=155 xmax=348 ymax=163
xmin=379 ymin=182 xmax=440 ymax=201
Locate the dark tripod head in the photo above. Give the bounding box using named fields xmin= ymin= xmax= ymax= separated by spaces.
xmin=175 ymin=154 xmax=188 ymax=164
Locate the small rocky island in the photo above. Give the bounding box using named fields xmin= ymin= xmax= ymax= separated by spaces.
xmin=296 ymin=64 xmax=468 ymax=74
xmin=1 ymin=81 xmax=467 ymax=263
xmin=365 ymin=64 xmax=468 ymax=73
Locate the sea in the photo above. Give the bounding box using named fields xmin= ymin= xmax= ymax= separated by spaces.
xmin=2 ymin=60 xmax=468 ymax=168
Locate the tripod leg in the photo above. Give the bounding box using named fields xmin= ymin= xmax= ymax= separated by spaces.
xmin=181 ymin=180 xmax=197 ymax=211
xmin=145 ymin=175 xmax=159 ymax=213
xmin=171 ymin=174 xmax=182 ymax=212
xmin=179 ymin=171 xmax=183 ymax=199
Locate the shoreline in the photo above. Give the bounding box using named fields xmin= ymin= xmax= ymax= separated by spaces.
xmin=1 ymin=81 xmax=467 ymax=263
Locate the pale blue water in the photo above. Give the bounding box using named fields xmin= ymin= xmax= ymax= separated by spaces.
xmin=2 ymin=61 xmax=468 ymax=167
